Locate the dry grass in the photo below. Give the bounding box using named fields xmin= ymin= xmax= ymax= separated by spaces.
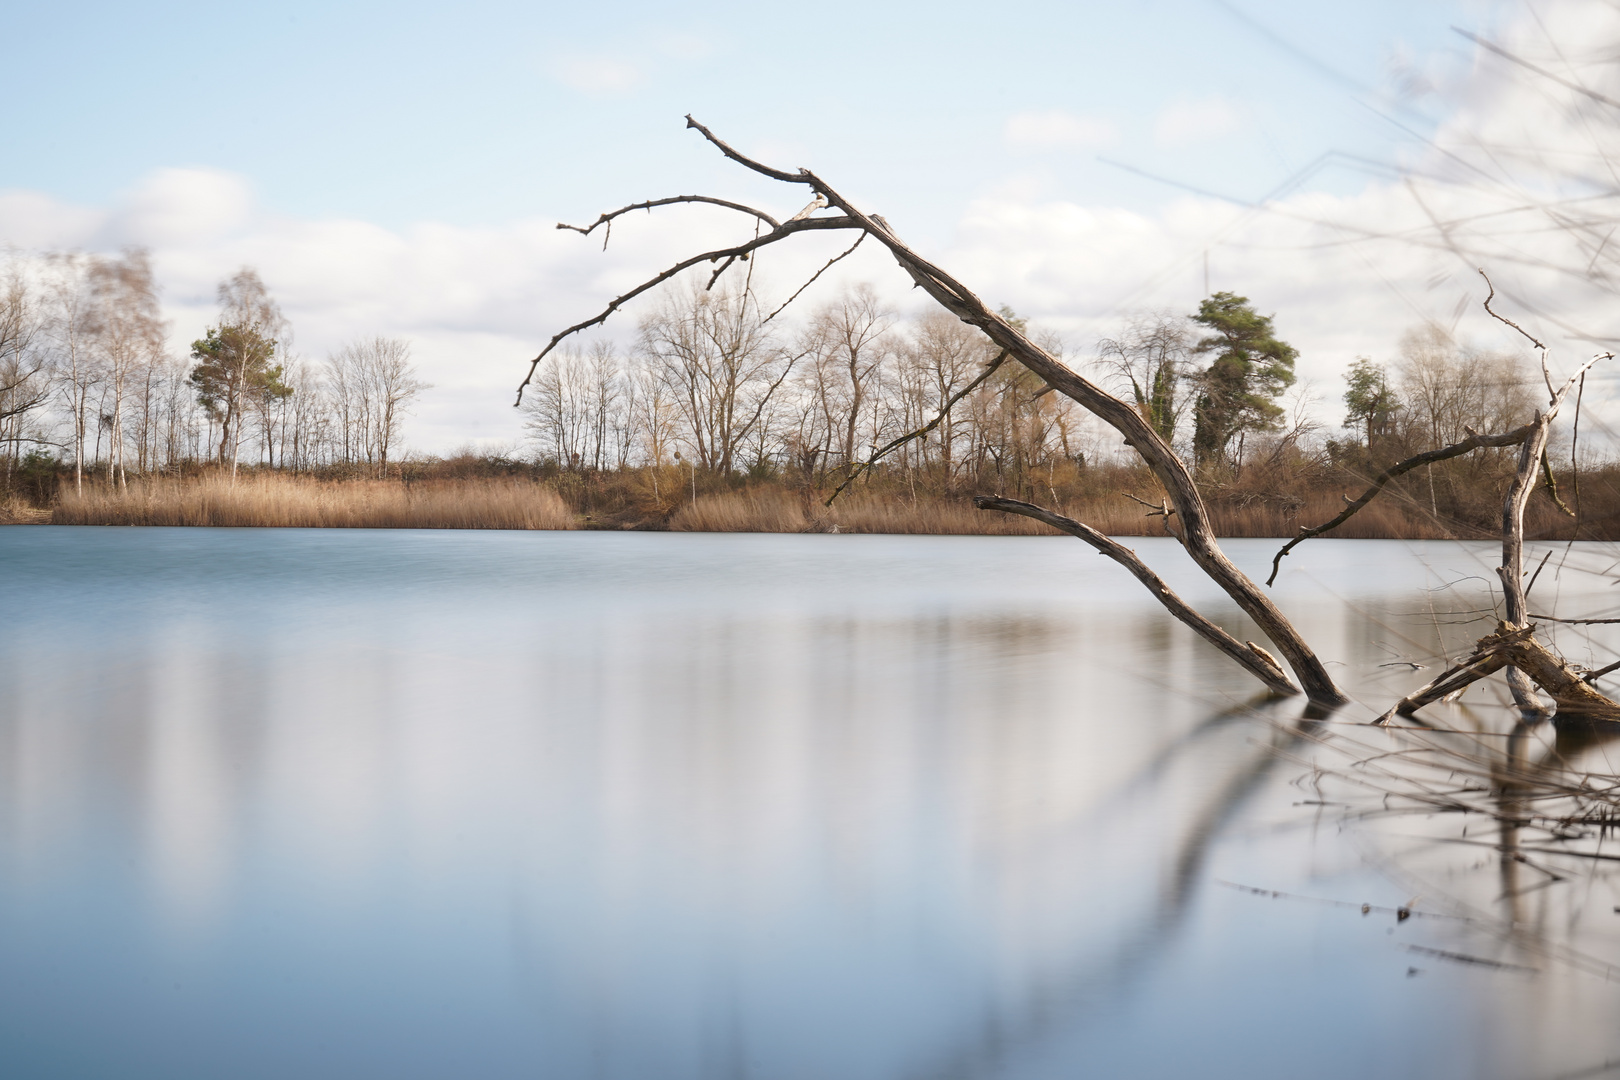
xmin=31 ymin=467 xmax=1596 ymax=538
xmin=52 ymin=475 xmax=577 ymax=530
xmin=663 ymin=488 xmax=1477 ymax=538
xmin=670 ymin=491 xmax=813 ymax=532
xmin=0 ymin=498 xmax=50 ymax=525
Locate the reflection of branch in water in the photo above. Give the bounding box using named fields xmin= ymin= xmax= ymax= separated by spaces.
xmin=910 ymin=700 xmax=1317 ymax=1080
xmin=1286 ymin=712 xmax=1620 ymax=980
xmin=1403 ymin=943 xmax=1539 ymax=973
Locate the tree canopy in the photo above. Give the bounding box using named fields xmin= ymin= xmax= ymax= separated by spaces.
xmin=1190 ymin=292 xmax=1297 ymax=468
xmin=1341 ymin=356 xmax=1399 ymax=457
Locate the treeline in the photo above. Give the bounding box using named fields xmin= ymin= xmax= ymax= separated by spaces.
xmin=520 ymin=283 xmax=1097 ymax=498
xmin=0 ymin=250 xmax=428 ymax=494
xmin=5 ymin=248 xmax=1601 ymax=541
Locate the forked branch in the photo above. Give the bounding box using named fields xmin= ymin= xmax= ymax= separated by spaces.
xmin=516 ymin=215 xmax=859 ymax=403
xmin=558 ymin=196 xmax=782 ymax=248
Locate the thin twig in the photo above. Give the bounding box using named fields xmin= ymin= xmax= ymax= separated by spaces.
xmin=1267 ymin=423 xmax=1534 ymax=585
xmin=825 ymin=351 xmax=1006 ymax=505
xmin=1479 ymin=268 xmax=1545 ymax=351
xmin=761 ymin=233 xmax=866 ymax=324
xmin=557 ymin=195 xmax=781 ymax=240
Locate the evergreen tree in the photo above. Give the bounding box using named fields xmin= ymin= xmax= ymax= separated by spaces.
xmin=1190 ymin=292 xmax=1296 ymax=468
xmin=188 ymin=269 xmax=290 ymax=473
xmin=1341 ymin=356 xmax=1398 ymax=458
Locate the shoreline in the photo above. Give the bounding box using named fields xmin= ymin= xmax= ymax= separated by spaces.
xmin=4 ymin=471 xmax=1605 ymax=541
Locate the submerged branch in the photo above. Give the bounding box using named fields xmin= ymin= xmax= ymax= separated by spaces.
xmin=974 ymin=496 xmax=1301 ymax=697
xmin=1387 ymin=623 xmax=1620 ymax=722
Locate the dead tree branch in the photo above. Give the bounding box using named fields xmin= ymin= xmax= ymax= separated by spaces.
xmin=1375 ymin=296 xmax=1613 ymax=720
xmin=1267 ymin=423 xmax=1534 ymax=585
xmin=1479 ymin=269 xmax=1546 ymax=351
xmin=1387 ymin=623 xmax=1620 ymax=722
xmin=515 ymin=215 xmax=860 ymax=404
xmin=532 ymin=115 xmax=1349 ymax=705
xmin=558 ymin=196 xmax=782 ymax=250
xmin=825 ymin=350 xmax=1006 ymax=506
xmin=975 ymin=497 xmax=1300 ymax=696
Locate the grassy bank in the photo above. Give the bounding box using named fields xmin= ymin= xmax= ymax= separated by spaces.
xmin=50 ymin=475 xmax=576 ymax=530
xmin=22 ymin=464 xmax=1606 ymax=539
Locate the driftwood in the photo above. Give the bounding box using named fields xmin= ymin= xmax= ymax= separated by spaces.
xmin=530 ymin=116 xmax=1346 ymax=705
xmin=1386 ymin=623 xmax=1620 ymax=721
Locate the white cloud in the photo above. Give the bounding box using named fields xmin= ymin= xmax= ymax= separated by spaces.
xmin=1004 ymin=110 xmax=1117 ymax=150
xmin=0 ymin=190 xmax=103 ymax=249
xmin=552 ymin=55 xmax=644 ymax=96
xmin=4 ymin=1 xmax=1618 ymax=454
xmin=1152 ymin=97 xmax=1242 ymax=147
xmin=117 ymin=168 xmax=255 ymax=248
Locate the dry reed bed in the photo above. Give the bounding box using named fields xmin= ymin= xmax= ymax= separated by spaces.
xmin=669 ymin=489 xmax=1509 ymax=538
xmin=42 ymin=474 xmax=1583 ymax=538
xmin=669 ymin=492 xmax=1053 ymax=534
xmin=52 ymin=476 xmax=577 ymax=530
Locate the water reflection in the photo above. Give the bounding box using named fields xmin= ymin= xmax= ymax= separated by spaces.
xmin=1 ymin=529 xmax=1618 ymax=1079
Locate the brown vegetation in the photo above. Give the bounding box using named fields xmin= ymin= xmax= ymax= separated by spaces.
xmin=50 ymin=474 xmax=575 ymax=530
xmin=27 ymin=452 xmax=1613 ymax=537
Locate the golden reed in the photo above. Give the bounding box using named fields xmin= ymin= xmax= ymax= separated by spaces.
xmin=43 ymin=472 xmax=1578 ymax=538
xmin=52 ymin=475 xmax=576 ymax=530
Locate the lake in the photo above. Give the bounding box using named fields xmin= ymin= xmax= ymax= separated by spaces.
xmin=2 ymin=527 xmax=1619 ymax=1079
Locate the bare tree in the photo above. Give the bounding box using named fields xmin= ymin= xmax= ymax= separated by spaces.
xmin=638 ymin=282 xmax=797 ymax=475
xmin=0 ymin=261 xmax=51 ymax=483
xmin=522 ymin=345 xmax=593 ymax=468
xmin=1097 ymin=312 xmax=1192 ymax=449
xmin=631 ymin=361 xmax=680 ymax=466
xmin=325 ymin=337 xmax=426 ymax=476
xmin=1395 ymin=326 xmax=1531 ymax=448
xmin=368 ymin=338 xmax=426 ymax=475
xmin=43 ymin=254 xmax=100 ymax=493
xmin=898 ymin=310 xmax=996 ymax=487
xmin=275 ymin=356 xmax=329 ymax=472
xmin=797 ymin=284 xmax=895 ymax=480
xmin=86 ymin=249 xmax=167 ymax=488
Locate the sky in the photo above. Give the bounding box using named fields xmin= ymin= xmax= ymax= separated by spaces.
xmin=4 ymin=0 xmax=1616 ymax=453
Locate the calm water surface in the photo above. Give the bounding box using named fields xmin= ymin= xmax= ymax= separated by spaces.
xmin=2 ymin=527 xmax=1619 ymax=1079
